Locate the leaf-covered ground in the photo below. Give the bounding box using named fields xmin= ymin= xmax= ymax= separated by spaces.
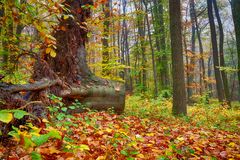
xmin=1 ymin=111 xmax=239 ymax=160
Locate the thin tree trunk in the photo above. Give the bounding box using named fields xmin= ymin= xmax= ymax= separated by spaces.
xmin=213 ymin=0 xmax=231 ymax=105
xmin=207 ymin=0 xmax=225 ymax=102
xmin=188 ymin=0 xmax=196 ymax=97
xmin=143 ymin=0 xmax=158 ymax=97
xmin=208 ymin=56 xmax=213 ymax=96
xmin=135 ymin=0 xmax=147 ymax=91
xmin=192 ymin=0 xmax=207 ymax=93
xmin=159 ymin=0 xmax=169 ymax=89
xmin=102 ymin=1 xmax=110 ymax=76
xmin=122 ymin=0 xmax=133 ymax=92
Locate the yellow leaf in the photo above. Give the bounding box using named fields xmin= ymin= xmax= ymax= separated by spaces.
xmin=63 ymin=15 xmax=69 ymax=20
xmin=65 ymin=145 xmax=71 ymax=149
xmin=195 ymin=147 xmax=202 ymax=152
xmin=50 ymin=49 xmax=57 ymax=57
xmin=46 ymin=48 xmax=51 ymax=54
xmin=177 ymin=137 xmax=184 ymax=141
xmin=137 ymin=154 xmax=145 ymax=158
xmin=97 ymin=130 xmax=104 ymax=135
xmin=42 ymin=119 xmax=49 ymax=123
xmin=146 ymin=133 xmax=154 ymax=137
xmin=0 ymin=112 xmax=13 ymax=123
xmin=49 ymin=146 xmax=61 ymax=154
xmin=96 ymin=156 xmax=106 ymax=160
xmin=79 ymin=144 xmax=90 ymax=151
xmin=105 ymin=128 xmax=113 ymax=133
xmin=228 ymin=142 xmax=235 ymax=148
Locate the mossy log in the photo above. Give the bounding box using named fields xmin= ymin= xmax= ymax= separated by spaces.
xmin=61 ymin=81 xmax=125 ymax=114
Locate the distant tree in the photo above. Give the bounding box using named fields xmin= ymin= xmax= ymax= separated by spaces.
xmin=142 ymin=0 xmax=158 ymax=97
xmin=169 ymin=0 xmax=187 ymax=115
xmin=212 ymin=0 xmax=231 ymax=105
xmin=188 ymin=0 xmax=196 ymax=98
xmin=102 ymin=0 xmax=110 ymax=76
xmin=207 ymin=0 xmax=225 ymax=102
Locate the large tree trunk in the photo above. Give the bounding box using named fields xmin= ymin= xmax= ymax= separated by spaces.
xmin=1 ymin=0 xmax=125 ymax=114
xmin=169 ymin=0 xmax=187 ymax=115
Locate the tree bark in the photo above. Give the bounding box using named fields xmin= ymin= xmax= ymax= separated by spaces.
xmin=169 ymin=0 xmax=187 ymax=115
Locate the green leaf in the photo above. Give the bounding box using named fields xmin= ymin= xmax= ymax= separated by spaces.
xmin=61 ymin=107 xmax=68 ymax=112
xmin=31 ymin=151 xmax=42 ymax=160
xmin=0 ymin=111 xmax=13 ymax=123
xmin=13 ymin=110 xmax=29 ymax=119
xmin=189 ymin=149 xmax=195 ymax=154
xmin=56 ymin=113 xmax=65 ymax=120
xmin=47 ymin=130 xmax=61 ymax=139
xmin=130 ymin=151 xmax=139 ymax=155
xmin=120 ymin=150 xmax=129 ymax=156
xmin=69 ymin=106 xmax=76 ymax=110
xmin=24 ymin=137 xmax=35 ymax=148
xmin=64 ymin=136 xmax=75 ymax=142
xmin=157 ymin=157 xmax=169 ymax=160
xmin=31 ymin=134 xmax=49 ymax=146
xmin=8 ymin=130 xmax=20 ymax=140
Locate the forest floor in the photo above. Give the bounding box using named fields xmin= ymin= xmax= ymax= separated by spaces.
xmin=0 ymin=95 xmax=240 ymax=160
